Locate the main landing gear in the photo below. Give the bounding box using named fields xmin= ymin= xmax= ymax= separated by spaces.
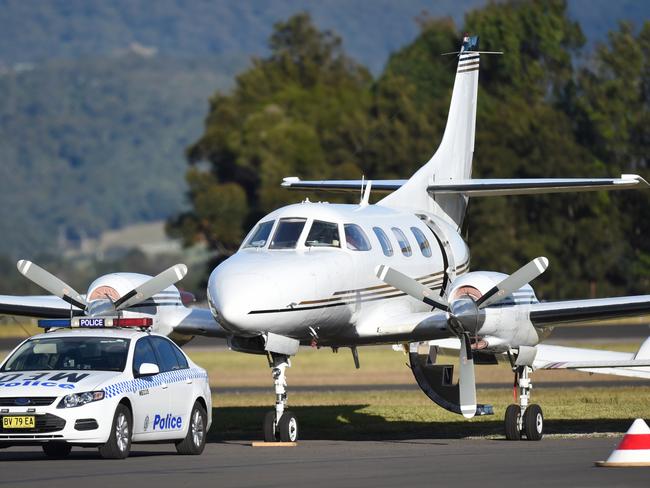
xmin=263 ymin=353 xmax=299 ymax=442
xmin=504 ymin=365 xmax=543 ymax=441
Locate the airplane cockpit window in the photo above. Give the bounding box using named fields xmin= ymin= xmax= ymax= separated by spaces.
xmin=410 ymin=227 xmax=432 ymax=257
xmin=244 ymin=220 xmax=275 ymax=248
xmin=306 ymin=220 xmax=340 ymax=248
xmin=269 ymin=218 xmax=307 ymax=249
xmin=372 ymin=227 xmax=393 ymax=257
xmin=391 ymin=227 xmax=412 ymax=256
xmin=344 ymin=224 xmax=372 ymax=251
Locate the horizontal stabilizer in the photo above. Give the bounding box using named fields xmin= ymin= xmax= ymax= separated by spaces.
xmin=426 ymin=174 xmax=648 ymax=196
xmin=281 ymin=177 xmax=405 ymax=193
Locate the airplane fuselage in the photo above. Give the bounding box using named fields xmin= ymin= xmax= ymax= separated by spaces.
xmin=207 ymin=200 xmax=543 ymax=349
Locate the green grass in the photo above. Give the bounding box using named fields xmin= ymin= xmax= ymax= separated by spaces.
xmin=207 ymin=387 xmax=650 ymax=440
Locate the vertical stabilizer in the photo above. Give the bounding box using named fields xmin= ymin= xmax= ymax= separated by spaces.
xmin=379 ymin=37 xmax=480 ymax=229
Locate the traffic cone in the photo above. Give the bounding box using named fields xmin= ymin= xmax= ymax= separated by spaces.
xmin=596 ymin=419 xmax=650 ymax=467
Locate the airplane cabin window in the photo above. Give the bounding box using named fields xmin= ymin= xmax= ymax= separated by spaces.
xmin=372 ymin=227 xmax=393 ymax=257
xmin=269 ymin=218 xmax=307 ymax=249
xmin=244 ymin=220 xmax=275 ymax=248
xmin=344 ymin=224 xmax=372 ymax=251
xmin=306 ymin=220 xmax=340 ymax=247
xmin=410 ymin=227 xmax=432 ymax=257
xmin=391 ymin=227 xmax=412 ymax=256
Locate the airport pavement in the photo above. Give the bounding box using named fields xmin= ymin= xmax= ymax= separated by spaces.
xmin=0 ymin=437 xmax=648 ymax=487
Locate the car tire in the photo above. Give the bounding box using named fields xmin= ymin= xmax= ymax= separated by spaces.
xmin=42 ymin=442 xmax=71 ymax=458
xmin=98 ymin=403 xmax=132 ymax=459
xmin=175 ymin=402 xmax=207 ymax=455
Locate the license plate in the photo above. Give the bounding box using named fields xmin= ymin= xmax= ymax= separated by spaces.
xmin=2 ymin=416 xmax=35 ymax=429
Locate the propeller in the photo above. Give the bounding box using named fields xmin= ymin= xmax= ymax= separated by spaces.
xmin=17 ymin=260 xmax=88 ymax=311
xmin=375 ymin=257 xmax=549 ymax=418
xmin=113 ymin=263 xmax=188 ymax=310
xmin=17 ymin=260 xmax=188 ymax=316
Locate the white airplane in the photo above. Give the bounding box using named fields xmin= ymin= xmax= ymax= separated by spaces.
xmin=3 ymin=35 xmax=650 ymax=444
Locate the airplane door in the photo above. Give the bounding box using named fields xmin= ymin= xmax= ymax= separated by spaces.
xmin=131 ymin=337 xmax=170 ymax=438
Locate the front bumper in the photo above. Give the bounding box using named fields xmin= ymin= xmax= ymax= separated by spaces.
xmin=0 ymin=401 xmax=114 ymax=445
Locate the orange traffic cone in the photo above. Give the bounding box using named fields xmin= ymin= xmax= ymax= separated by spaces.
xmin=596 ymin=419 xmax=650 ymax=467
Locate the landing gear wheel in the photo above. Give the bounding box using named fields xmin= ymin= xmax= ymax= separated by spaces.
xmin=42 ymin=442 xmax=71 ymax=458
xmin=176 ymin=402 xmax=208 ymax=455
xmin=504 ymin=404 xmax=521 ymax=440
xmin=263 ymin=411 xmax=278 ymax=442
xmin=278 ymin=411 xmax=298 ymax=442
xmin=523 ymin=404 xmax=543 ymax=441
xmin=98 ymin=404 xmax=132 ymax=459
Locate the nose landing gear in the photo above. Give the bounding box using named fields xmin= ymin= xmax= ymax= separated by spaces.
xmin=263 ymin=353 xmax=299 ymax=442
xmin=504 ymin=365 xmax=543 ymax=441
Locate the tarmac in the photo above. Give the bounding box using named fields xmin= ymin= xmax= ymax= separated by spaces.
xmin=1 ymin=437 xmax=648 ymax=487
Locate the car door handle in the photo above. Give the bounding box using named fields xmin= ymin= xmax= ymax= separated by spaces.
xmin=161 ymin=383 xmax=168 ymax=390
xmin=185 ymin=378 xmax=193 ymax=384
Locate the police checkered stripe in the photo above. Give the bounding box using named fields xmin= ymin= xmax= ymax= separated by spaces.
xmin=103 ymin=368 xmax=208 ymax=399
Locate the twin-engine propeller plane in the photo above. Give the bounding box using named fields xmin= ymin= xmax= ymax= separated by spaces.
xmin=3 ymin=35 xmax=650 ymax=443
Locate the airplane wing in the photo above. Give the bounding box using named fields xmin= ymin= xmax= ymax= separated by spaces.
xmin=529 ymin=295 xmax=650 ymax=328
xmin=0 ymin=295 xmax=84 ymax=318
xmin=281 ymin=174 xmax=649 ymax=195
xmin=172 ymin=307 xmax=229 ymax=339
xmin=425 ymin=338 xmax=650 ymax=380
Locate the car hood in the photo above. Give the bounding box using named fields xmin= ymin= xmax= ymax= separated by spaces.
xmin=0 ymin=370 xmax=120 ymax=397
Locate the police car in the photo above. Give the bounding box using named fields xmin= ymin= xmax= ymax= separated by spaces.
xmin=0 ymin=318 xmax=212 ymax=459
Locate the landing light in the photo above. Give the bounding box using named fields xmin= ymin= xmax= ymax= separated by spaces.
xmin=37 ymin=317 xmax=153 ymax=329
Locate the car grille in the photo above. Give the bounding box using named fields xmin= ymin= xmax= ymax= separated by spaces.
xmin=0 ymin=397 xmax=57 ymax=407
xmin=0 ymin=413 xmax=66 ymax=433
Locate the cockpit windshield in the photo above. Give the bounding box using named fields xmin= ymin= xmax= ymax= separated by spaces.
xmin=305 ymin=220 xmax=340 ymax=248
xmin=244 ymin=220 xmax=275 ymax=248
xmin=269 ymin=218 xmax=307 ymax=249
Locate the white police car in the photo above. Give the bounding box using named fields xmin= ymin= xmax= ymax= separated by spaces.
xmin=0 ymin=322 xmax=211 ymax=459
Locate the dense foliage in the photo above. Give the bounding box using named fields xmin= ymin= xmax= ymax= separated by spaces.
xmin=176 ymin=2 xmax=650 ymax=300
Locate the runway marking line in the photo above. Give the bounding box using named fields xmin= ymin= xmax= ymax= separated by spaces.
xmin=251 ymin=442 xmax=298 ymax=447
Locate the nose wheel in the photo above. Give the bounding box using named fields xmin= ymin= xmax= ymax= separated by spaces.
xmin=263 ymin=353 xmax=299 ymax=442
xmin=504 ymin=365 xmax=544 ymax=441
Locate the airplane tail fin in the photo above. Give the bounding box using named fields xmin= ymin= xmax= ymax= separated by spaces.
xmin=379 ymin=36 xmax=481 ymax=229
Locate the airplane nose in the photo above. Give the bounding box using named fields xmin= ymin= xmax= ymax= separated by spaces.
xmin=208 ymin=266 xmax=278 ymax=334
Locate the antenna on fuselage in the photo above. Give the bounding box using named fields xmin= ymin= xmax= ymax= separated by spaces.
xmin=360 ymin=180 xmax=372 ymax=207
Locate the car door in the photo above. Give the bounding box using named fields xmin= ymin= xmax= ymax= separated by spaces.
xmin=149 ymin=336 xmax=193 ymax=437
xmin=131 ymin=336 xmax=171 ymax=438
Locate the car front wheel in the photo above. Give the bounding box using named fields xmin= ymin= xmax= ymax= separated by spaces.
xmin=98 ymin=404 xmax=132 ymax=459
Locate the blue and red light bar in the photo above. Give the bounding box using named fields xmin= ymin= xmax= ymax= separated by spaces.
xmin=38 ymin=317 xmax=153 ymax=329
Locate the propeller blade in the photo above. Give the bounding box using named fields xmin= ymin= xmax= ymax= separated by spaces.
xmin=375 ymin=265 xmax=449 ymax=311
xmin=459 ymin=333 xmax=477 ymax=419
xmin=476 ymin=257 xmax=549 ymax=309
xmin=17 ymin=260 xmax=87 ymax=310
xmin=114 ymin=263 xmax=188 ymax=310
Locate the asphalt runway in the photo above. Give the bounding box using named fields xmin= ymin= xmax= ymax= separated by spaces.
xmin=0 ymin=437 xmax=648 ymax=487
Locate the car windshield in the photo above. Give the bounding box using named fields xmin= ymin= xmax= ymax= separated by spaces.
xmin=244 ymin=220 xmax=275 ymax=248
xmin=0 ymin=337 xmax=130 ymax=372
xmin=269 ymin=218 xmax=307 ymax=249
xmin=305 ymin=220 xmax=340 ymax=247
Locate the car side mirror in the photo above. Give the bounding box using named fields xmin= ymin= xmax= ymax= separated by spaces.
xmin=138 ymin=363 xmax=159 ymax=377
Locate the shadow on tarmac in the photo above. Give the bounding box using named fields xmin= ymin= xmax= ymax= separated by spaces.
xmin=209 ymin=405 xmax=632 ymax=441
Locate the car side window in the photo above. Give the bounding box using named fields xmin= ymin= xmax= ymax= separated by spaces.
xmin=410 ymin=227 xmax=432 ymax=257
xmin=391 ymin=227 xmax=412 ymax=257
xmin=150 ymin=336 xmax=182 ymax=372
xmin=132 ymin=337 xmax=158 ymax=376
xmin=170 ymin=342 xmax=189 ymax=370
xmin=344 ymin=224 xmax=372 ymax=251
xmin=372 ymin=227 xmax=393 ymax=257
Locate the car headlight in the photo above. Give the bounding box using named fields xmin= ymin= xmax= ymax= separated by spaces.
xmin=57 ymin=391 xmax=105 ymax=408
